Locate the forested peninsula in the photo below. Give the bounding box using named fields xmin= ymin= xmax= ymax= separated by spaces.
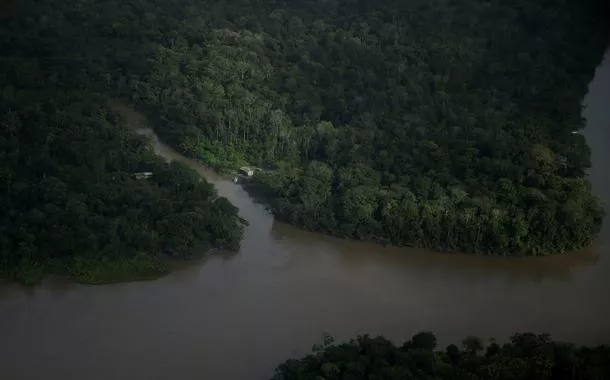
xmin=272 ymin=332 xmax=610 ymax=380
xmin=1 ymin=0 xmax=610 ymax=285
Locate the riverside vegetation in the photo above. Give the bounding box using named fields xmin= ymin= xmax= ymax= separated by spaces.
xmin=0 ymin=2 xmax=245 ymax=284
xmin=1 ymin=0 xmax=610 ymax=283
xmin=0 ymin=88 xmax=244 ymax=284
xmin=271 ymin=332 xmax=610 ymax=380
xmin=118 ymin=0 xmax=609 ymax=256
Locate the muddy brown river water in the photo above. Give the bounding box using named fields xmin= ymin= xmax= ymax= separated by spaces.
xmin=1 ymin=52 xmax=609 ymax=380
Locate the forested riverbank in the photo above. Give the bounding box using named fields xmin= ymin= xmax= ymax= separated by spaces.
xmin=1 ymin=0 xmax=610 ymax=285
xmin=0 ymin=92 xmax=244 ymax=284
xmin=272 ymin=332 xmax=610 ymax=380
xmin=102 ymin=0 xmax=610 ymax=256
xmin=0 ymin=2 xmax=245 ymax=284
xmin=12 ymin=0 xmax=606 ymax=256
xmin=231 ymin=0 xmax=610 ymax=255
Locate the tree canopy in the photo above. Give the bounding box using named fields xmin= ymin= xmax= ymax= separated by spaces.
xmin=1 ymin=0 xmax=609 ymax=272
xmin=74 ymin=0 xmax=610 ymax=255
xmin=272 ymin=332 xmax=610 ymax=380
xmin=0 ymin=1 xmax=245 ymax=284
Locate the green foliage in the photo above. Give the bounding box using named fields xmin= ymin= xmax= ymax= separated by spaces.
xmin=1 ymin=0 xmax=608 ymax=265
xmin=189 ymin=140 xmax=248 ymax=171
xmin=0 ymin=4 xmax=245 ymax=284
xmin=272 ymin=332 xmax=610 ymax=380
xmin=51 ymin=0 xmax=605 ymax=256
xmin=241 ymin=0 xmax=609 ymax=255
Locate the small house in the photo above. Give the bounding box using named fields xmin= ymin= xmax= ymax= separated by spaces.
xmin=134 ymin=172 xmax=153 ymax=180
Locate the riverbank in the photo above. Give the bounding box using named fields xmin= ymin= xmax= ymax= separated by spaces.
xmin=0 ymin=90 xmax=244 ymax=285
xmin=272 ymin=331 xmax=610 ymax=380
xmin=129 ymin=0 xmax=609 ymax=257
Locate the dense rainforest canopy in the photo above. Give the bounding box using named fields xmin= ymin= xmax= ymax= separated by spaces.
xmin=0 ymin=90 xmax=242 ymax=284
xmin=0 ymin=1 xmax=245 ymax=284
xmin=272 ymin=332 xmax=610 ymax=380
xmin=1 ymin=0 xmax=609 ymax=280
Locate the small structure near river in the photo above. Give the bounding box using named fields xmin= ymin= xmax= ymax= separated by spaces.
xmin=239 ymin=167 xmax=255 ymax=177
xmin=234 ymin=166 xmax=265 ymax=184
xmin=133 ymin=171 xmax=153 ymax=180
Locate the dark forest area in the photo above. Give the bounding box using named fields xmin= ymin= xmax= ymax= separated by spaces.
xmin=1 ymin=0 xmax=610 ymax=283
xmin=272 ymin=332 xmax=610 ymax=380
xmin=39 ymin=0 xmax=610 ymax=256
xmin=0 ymin=0 xmax=246 ymax=284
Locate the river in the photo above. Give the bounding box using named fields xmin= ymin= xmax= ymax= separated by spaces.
xmin=1 ymin=52 xmax=609 ymax=379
